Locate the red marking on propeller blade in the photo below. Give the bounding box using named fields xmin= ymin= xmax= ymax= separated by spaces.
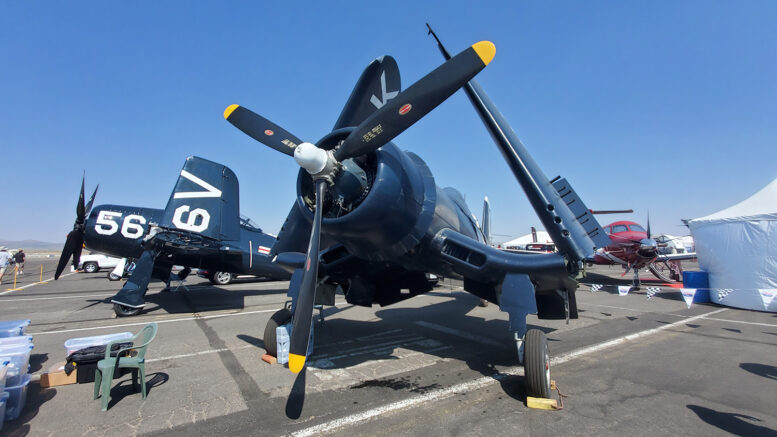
xmin=265 ymin=129 xmax=274 ymax=136
xmin=399 ymin=104 xmax=412 ymax=115
xmin=306 ymin=258 xmax=310 ymax=271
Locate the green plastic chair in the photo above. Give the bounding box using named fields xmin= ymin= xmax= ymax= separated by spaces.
xmin=93 ymin=323 xmax=158 ymax=411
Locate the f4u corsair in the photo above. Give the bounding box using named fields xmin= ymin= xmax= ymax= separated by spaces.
xmin=55 ymin=157 xmax=289 ymax=317
xmin=222 ymin=32 xmax=611 ymax=398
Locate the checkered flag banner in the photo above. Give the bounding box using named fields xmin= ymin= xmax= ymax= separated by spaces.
xmin=716 ymin=288 xmax=733 ymax=301
xmin=590 ymin=284 xmax=603 ymax=292
xmin=646 ymin=287 xmax=661 ymax=299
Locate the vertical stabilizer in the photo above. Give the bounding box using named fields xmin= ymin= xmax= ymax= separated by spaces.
xmin=160 ymin=156 xmax=241 ymax=241
xmin=482 ymin=196 xmax=492 ymax=245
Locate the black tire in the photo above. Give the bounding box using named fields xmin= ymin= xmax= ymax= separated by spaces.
xmin=648 ymin=261 xmax=680 ymax=283
xmin=107 ymin=272 xmax=121 ymax=281
xmin=263 ymin=308 xmax=292 ymax=357
xmin=113 ymin=303 xmax=142 ymax=317
xmin=210 ymin=271 xmax=233 ymax=285
xmin=525 ymin=329 xmax=551 ymax=399
xmin=83 ymin=262 xmax=99 ymax=273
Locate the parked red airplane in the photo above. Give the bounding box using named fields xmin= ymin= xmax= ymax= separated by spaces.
xmin=588 ymin=219 xmax=695 ymax=287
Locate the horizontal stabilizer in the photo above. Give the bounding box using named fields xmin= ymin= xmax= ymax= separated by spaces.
xmin=551 ymin=178 xmax=612 ymax=250
xmin=161 ymin=156 xmax=241 ymax=241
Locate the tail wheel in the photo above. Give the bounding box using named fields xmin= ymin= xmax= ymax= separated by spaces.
xmin=263 ymin=308 xmax=292 ymax=357
xmin=113 ymin=303 xmax=142 ymax=317
xmin=525 ymin=329 xmax=551 ymax=398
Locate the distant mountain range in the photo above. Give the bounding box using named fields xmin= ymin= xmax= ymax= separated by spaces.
xmin=0 ymin=238 xmax=62 ymax=250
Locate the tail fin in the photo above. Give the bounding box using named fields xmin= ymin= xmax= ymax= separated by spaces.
xmin=160 ymin=156 xmax=241 ymax=241
xmin=481 ymin=196 xmax=491 ymax=245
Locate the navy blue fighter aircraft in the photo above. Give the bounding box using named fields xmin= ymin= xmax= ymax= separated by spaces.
xmin=223 ymin=36 xmax=610 ymax=398
xmin=55 ymin=157 xmax=290 ymax=317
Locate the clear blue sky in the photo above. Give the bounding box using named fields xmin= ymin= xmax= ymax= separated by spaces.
xmin=2 ymin=1 xmax=776 ymax=244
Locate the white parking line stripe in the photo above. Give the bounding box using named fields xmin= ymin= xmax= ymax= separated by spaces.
xmin=0 ymin=272 xmax=77 ymax=295
xmin=147 ymin=344 xmax=255 ymax=363
xmin=290 ymin=308 xmax=727 ymax=437
xmin=415 ymin=321 xmax=505 ymax=348
xmin=703 ymin=317 xmax=777 ymax=328
xmin=28 ymin=308 xmax=279 ymax=335
xmin=0 ymin=293 xmax=113 ymax=302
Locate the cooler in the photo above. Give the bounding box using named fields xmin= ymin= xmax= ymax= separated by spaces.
xmin=0 ymin=336 xmax=33 ymax=347
xmin=683 ymin=271 xmax=711 ymax=303
xmin=0 ymin=320 xmax=30 ymax=338
xmin=65 ymin=332 xmax=133 ymax=357
xmin=4 ymin=373 xmax=31 ymax=421
xmin=0 ymin=392 xmax=8 ymax=431
xmin=0 ymin=359 xmax=8 ymax=393
xmin=0 ymin=343 xmax=33 ymax=386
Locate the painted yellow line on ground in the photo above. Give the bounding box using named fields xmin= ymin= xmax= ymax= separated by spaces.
xmin=290 ymin=308 xmax=728 ymax=437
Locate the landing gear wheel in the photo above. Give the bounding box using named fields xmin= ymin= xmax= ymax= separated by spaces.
xmin=524 ymin=329 xmax=551 ymax=399
xmin=210 ymin=271 xmax=233 ymax=285
xmin=263 ymin=308 xmax=292 ymax=357
xmin=113 ymin=303 xmax=142 ymax=317
xmin=649 ymin=261 xmax=680 ymax=283
xmin=83 ymin=262 xmax=99 ymax=273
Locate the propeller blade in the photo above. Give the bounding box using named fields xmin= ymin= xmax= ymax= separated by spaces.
xmin=223 ymin=105 xmax=303 ymax=156
xmin=84 ymin=185 xmax=99 ymax=216
xmin=76 ymin=175 xmax=86 ymax=223
xmin=334 ymin=41 xmax=495 ymax=161
xmin=288 ymin=179 xmax=328 ymax=374
xmin=589 ymin=209 xmax=633 ymax=215
xmin=54 ymin=229 xmax=83 ymax=279
xmin=646 ymin=211 xmax=652 ymax=239
xmin=110 ymin=249 xmax=156 ymax=308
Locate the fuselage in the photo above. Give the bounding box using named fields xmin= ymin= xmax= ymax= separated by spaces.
xmin=84 ymin=204 xmax=288 ymax=278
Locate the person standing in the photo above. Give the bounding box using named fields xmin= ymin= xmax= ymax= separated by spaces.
xmin=0 ymin=247 xmax=11 ymax=285
xmin=13 ymin=249 xmax=25 ymax=275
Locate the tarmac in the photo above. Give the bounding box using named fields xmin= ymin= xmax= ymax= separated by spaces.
xmin=0 ymin=258 xmax=776 ymax=436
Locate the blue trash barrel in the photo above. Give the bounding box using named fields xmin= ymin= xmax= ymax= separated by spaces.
xmin=683 ymin=271 xmax=711 ymax=303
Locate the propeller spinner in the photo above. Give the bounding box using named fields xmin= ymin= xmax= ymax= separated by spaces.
xmin=224 ymin=41 xmax=496 ymax=373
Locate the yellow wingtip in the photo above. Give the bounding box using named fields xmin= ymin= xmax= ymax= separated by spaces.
xmin=472 ymin=41 xmax=496 ymax=66
xmin=288 ymin=353 xmax=306 ymax=374
xmin=223 ymin=104 xmax=240 ymax=120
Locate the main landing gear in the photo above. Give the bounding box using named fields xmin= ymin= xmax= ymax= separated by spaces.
xmin=516 ymin=329 xmax=551 ymax=398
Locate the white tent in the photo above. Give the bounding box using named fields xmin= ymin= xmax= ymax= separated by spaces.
xmin=502 ymin=230 xmax=553 ymax=249
xmin=688 ymin=177 xmax=777 ymax=312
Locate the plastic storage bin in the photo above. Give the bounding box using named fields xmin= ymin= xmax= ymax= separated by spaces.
xmin=4 ymin=373 xmax=31 ymax=421
xmin=64 ymin=332 xmax=133 ymax=357
xmin=0 ymin=320 xmax=30 ymax=338
xmin=0 ymin=359 xmax=8 ymax=393
xmin=0 ymin=336 xmax=33 ymax=347
xmin=0 ymin=343 xmax=33 ymax=386
xmin=0 ymin=392 xmax=8 ymax=431
xmin=683 ymin=271 xmax=711 ymax=303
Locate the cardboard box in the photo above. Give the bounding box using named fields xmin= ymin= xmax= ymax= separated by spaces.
xmin=39 ymin=361 xmax=76 ymax=388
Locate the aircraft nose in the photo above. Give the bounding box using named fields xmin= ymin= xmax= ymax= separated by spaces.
xmin=639 ymin=238 xmax=658 ymax=253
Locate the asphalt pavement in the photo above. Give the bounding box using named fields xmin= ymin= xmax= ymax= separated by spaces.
xmin=0 ymin=259 xmax=775 ymax=436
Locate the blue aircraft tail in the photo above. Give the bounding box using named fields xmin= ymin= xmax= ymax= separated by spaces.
xmin=160 ymin=156 xmax=241 ymax=241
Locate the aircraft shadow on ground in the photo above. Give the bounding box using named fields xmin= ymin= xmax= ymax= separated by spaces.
xmin=739 ymin=362 xmax=777 ymax=381
xmin=687 ymin=404 xmax=777 ymax=436
xmin=295 ymin=292 xmax=556 ymax=404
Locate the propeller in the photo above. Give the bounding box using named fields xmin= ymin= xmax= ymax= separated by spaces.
xmin=225 ymin=41 xmax=496 ymax=374
xmin=55 ymin=175 xmax=98 ymax=279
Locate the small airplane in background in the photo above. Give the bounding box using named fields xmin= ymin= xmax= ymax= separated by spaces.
xmin=589 ymin=218 xmax=696 ymax=287
xmin=55 ymin=156 xmax=290 ymax=317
